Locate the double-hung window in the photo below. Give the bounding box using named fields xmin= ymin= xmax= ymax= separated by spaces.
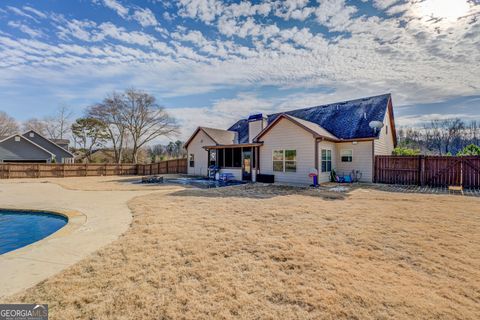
xmin=341 ymin=150 xmax=353 ymax=162
xmin=273 ymin=150 xmax=297 ymax=172
xmin=189 ymin=154 xmax=195 ymax=167
xmin=321 ymin=149 xmax=332 ymax=172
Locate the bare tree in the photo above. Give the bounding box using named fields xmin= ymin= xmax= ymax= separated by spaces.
xmin=467 ymin=120 xmax=479 ymax=145
xmin=424 ymin=120 xmax=443 ymax=155
xmin=441 ymin=118 xmax=465 ymax=154
xmin=87 ymin=92 xmax=127 ymax=163
xmin=44 ymin=105 xmax=73 ymax=140
xmin=0 ymin=111 xmax=19 ymax=136
xmin=23 ymin=118 xmax=48 ymax=135
xmin=120 ymin=89 xmax=178 ymax=163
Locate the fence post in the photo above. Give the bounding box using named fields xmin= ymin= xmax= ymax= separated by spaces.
xmin=419 ymin=156 xmax=425 ymax=186
xmin=176 ymin=159 xmax=180 ymax=174
xmin=166 ymin=160 xmax=169 ymax=174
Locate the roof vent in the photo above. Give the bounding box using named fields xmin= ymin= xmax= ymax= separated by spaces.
xmin=363 ymin=112 xmax=367 ymax=120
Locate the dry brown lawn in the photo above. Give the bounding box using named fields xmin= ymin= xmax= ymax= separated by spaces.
xmin=6 ymin=180 xmax=480 ymax=319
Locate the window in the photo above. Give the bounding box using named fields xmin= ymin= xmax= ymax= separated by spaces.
xmin=29 ymin=132 xmax=34 ymax=138
xmin=273 ymin=150 xmax=284 ymax=172
xmin=285 ymin=150 xmax=297 ymax=172
xmin=233 ymin=148 xmax=242 ymax=167
xmin=385 ymin=125 xmax=388 ymax=135
xmin=273 ymin=150 xmax=297 ymax=172
xmin=14 ymin=136 xmax=20 ymax=142
xmin=225 ymin=148 xmax=233 ymax=167
xmin=223 ymin=148 xmax=242 ymax=168
xmin=321 ymin=149 xmax=332 ymax=172
xmin=341 ymin=150 xmax=353 ymax=162
xmin=209 ymin=151 xmax=216 ymax=166
xmin=218 ymin=149 xmax=224 ymax=167
xmin=189 ymin=154 xmax=195 ymax=167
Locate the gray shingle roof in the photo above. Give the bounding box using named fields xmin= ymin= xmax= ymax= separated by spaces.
xmin=228 ymin=94 xmax=391 ymax=143
xmin=201 ymin=127 xmax=238 ymax=145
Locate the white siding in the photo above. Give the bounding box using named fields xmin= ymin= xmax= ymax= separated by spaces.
xmin=259 ymin=118 xmax=316 ymax=185
xmin=335 ymin=141 xmax=373 ymax=182
xmin=374 ymin=109 xmax=395 ymax=155
xmin=186 ymin=130 xmax=215 ymax=176
xmin=317 ymin=140 xmax=337 ymax=183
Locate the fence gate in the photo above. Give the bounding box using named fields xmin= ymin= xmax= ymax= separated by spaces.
xmin=375 ymin=156 xmax=480 ymax=189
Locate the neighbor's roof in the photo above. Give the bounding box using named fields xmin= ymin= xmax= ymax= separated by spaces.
xmin=22 ymin=130 xmax=74 ymax=157
xmin=184 ymin=126 xmax=237 ymax=148
xmin=0 ymin=134 xmax=55 ymax=156
xmin=229 ymin=94 xmax=393 ymax=143
xmin=51 ymin=139 xmax=70 ymax=145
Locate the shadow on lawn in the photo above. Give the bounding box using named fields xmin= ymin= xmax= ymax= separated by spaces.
xmin=168 ymin=183 xmax=352 ymax=201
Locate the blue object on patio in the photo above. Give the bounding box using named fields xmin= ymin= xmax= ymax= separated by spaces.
xmin=208 ymin=165 xmax=220 ymax=180
xmin=219 ymin=173 xmax=235 ymax=181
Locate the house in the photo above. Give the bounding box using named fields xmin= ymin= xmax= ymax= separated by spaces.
xmin=184 ymin=94 xmax=396 ymax=185
xmin=0 ymin=130 xmax=74 ymax=163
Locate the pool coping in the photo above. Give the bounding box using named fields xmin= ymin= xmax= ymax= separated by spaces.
xmin=0 ymin=208 xmax=87 ymax=256
xmin=0 ymin=181 xmax=166 ymax=300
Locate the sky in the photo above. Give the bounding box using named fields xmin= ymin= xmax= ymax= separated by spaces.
xmin=0 ymin=0 xmax=479 ymax=141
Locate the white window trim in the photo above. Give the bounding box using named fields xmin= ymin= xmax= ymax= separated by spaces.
xmin=340 ymin=149 xmax=353 ymax=162
xmin=189 ymin=153 xmax=195 ymax=168
xmin=320 ymin=149 xmax=332 ymax=173
xmin=272 ymin=149 xmax=297 ymax=173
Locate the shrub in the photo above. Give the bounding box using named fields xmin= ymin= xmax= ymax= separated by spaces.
xmin=392 ymin=147 xmax=421 ymax=156
xmin=457 ymin=144 xmax=480 ymax=156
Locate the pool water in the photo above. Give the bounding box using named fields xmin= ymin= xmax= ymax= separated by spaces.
xmin=0 ymin=210 xmax=68 ymax=255
xmin=165 ymin=178 xmax=246 ymax=189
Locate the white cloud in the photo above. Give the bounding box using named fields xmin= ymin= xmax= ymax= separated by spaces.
xmin=7 ymin=21 xmax=44 ymax=38
xmin=22 ymin=6 xmax=47 ymax=19
xmin=1 ymin=0 xmax=480 ymax=132
xmin=178 ymin=0 xmax=223 ymax=23
xmin=6 ymin=6 xmax=37 ymax=20
xmin=97 ymin=0 xmax=129 ymax=18
xmin=132 ymin=8 xmax=158 ymax=27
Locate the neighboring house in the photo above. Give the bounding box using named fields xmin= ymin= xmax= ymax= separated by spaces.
xmin=184 ymin=94 xmax=397 ymax=185
xmin=0 ymin=130 xmax=74 ymax=163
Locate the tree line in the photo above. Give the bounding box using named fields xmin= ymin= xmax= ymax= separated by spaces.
xmin=1 ymin=89 xmax=184 ymax=164
xmin=396 ymin=118 xmax=480 ymax=156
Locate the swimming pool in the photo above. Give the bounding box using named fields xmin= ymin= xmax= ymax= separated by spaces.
xmin=0 ymin=210 xmax=68 ymax=254
xmin=165 ymin=177 xmax=246 ymax=189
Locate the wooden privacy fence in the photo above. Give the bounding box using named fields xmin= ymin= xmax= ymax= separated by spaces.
xmin=374 ymin=156 xmax=480 ymax=188
xmin=137 ymin=158 xmax=187 ymax=176
xmin=0 ymin=158 xmax=187 ymax=179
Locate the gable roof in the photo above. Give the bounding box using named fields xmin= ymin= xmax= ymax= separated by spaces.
xmin=22 ymin=130 xmax=74 ymax=157
xmin=229 ymin=94 xmax=393 ymax=143
xmin=255 ymin=114 xmax=339 ymax=142
xmin=184 ymin=127 xmax=237 ymax=148
xmin=0 ymin=134 xmax=55 ymax=157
